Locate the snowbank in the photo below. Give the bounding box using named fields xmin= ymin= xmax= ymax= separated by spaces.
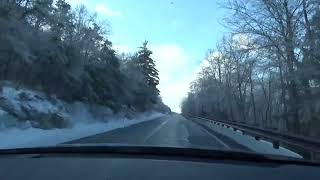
xmin=0 ymin=84 xmax=166 ymax=149
xmin=0 ymin=111 xmax=164 ymax=149
xmin=0 ymin=86 xmax=69 ymax=129
xmin=201 ymin=121 xmax=303 ymax=158
xmin=1 ymin=86 xmax=64 ymax=115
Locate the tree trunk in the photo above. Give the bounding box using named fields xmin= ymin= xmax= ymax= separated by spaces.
xmin=301 ymin=0 xmax=316 ymax=120
xmin=226 ymin=63 xmax=235 ymax=122
xmin=260 ymin=77 xmax=269 ymax=128
xmin=279 ymin=62 xmax=289 ymax=132
xmin=236 ymin=61 xmax=246 ymax=122
xmin=267 ymin=71 xmax=273 ymax=128
xmin=249 ymin=67 xmax=257 ymax=125
xmin=4 ymin=51 xmax=14 ymax=80
xmin=218 ymin=57 xmax=222 ymax=84
xmin=284 ymin=1 xmax=300 ymax=133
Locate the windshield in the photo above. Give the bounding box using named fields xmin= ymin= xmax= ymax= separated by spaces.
xmin=0 ymin=0 xmax=320 ymax=162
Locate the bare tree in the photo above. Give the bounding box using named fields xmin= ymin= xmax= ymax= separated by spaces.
xmin=182 ymin=0 xmax=320 ymax=137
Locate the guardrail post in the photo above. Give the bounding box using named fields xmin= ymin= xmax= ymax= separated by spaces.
xmin=272 ymin=141 xmax=280 ymax=149
xmin=310 ymin=152 xmax=315 ymax=161
xmin=309 ymin=152 xmax=320 ymax=162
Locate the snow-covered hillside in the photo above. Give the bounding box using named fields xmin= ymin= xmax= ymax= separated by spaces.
xmin=0 ymin=86 xmax=70 ymax=129
xmin=0 ymin=84 xmax=165 ymax=149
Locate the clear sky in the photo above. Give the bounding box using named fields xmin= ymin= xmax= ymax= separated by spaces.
xmin=67 ymin=0 xmax=227 ymax=112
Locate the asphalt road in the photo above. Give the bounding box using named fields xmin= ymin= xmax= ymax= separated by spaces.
xmin=68 ymin=114 xmax=250 ymax=151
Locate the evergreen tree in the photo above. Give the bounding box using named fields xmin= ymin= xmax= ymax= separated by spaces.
xmin=137 ymin=41 xmax=160 ymax=94
xmin=0 ymin=1 xmax=169 ymax=114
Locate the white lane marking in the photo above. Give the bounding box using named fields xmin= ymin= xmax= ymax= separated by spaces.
xmin=200 ymin=126 xmax=231 ymax=149
xmin=180 ymin=122 xmax=190 ymax=140
xmin=143 ymin=119 xmax=169 ymax=143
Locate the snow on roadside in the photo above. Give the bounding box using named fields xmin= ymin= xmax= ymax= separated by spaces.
xmin=202 ymin=121 xmax=303 ymax=158
xmin=1 ymin=86 xmax=65 ymax=115
xmin=0 ymin=111 xmax=164 ymax=149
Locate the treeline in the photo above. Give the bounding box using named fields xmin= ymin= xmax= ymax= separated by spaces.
xmin=182 ymin=0 xmax=320 ymax=137
xmin=0 ymin=0 xmax=165 ymax=112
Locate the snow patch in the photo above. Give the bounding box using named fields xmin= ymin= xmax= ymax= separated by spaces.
xmin=1 ymin=86 xmax=63 ymax=114
xmin=0 ymin=111 xmax=164 ymax=149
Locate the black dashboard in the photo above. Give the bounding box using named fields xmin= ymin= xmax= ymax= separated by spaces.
xmin=0 ymin=154 xmax=319 ymax=180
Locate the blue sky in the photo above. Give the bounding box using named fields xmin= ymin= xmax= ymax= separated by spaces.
xmin=67 ymin=0 xmax=227 ymax=112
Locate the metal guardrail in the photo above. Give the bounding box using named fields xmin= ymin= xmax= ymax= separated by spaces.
xmin=192 ymin=116 xmax=320 ymax=160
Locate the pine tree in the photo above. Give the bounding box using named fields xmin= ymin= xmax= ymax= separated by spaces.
xmin=137 ymin=41 xmax=160 ymax=94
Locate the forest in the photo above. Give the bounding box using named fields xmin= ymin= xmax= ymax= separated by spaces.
xmin=182 ymin=0 xmax=320 ymax=137
xmin=0 ymin=0 xmax=168 ymax=116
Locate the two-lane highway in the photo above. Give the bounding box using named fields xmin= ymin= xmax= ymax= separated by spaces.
xmin=68 ymin=114 xmax=250 ymax=151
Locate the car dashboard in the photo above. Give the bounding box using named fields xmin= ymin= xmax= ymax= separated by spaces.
xmin=0 ymin=146 xmax=319 ymax=180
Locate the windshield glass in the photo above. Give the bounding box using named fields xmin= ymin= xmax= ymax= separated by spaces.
xmin=1 ymin=0 xmax=320 ymax=162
